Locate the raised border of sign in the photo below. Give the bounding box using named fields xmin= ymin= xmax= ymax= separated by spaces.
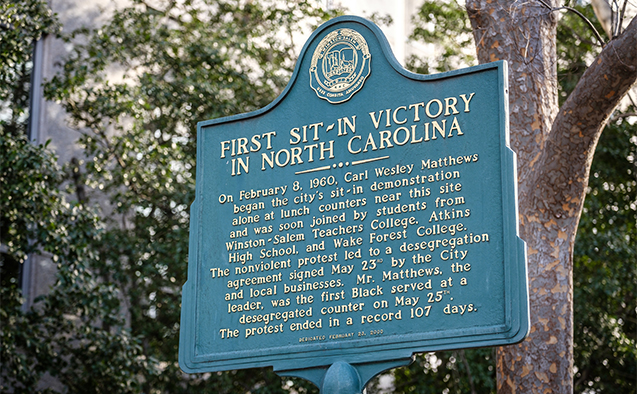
xmin=179 ymin=15 xmax=529 ymax=374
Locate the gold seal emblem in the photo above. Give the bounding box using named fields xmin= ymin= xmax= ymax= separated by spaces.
xmin=309 ymin=28 xmax=371 ymax=104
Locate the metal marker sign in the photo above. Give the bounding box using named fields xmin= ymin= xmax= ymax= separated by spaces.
xmin=179 ymin=15 xmax=529 ymax=386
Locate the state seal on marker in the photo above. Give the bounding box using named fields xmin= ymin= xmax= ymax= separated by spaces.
xmin=309 ymin=28 xmax=371 ymax=104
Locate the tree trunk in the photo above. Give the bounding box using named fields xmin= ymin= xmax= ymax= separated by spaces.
xmin=465 ymin=0 xmax=637 ymax=392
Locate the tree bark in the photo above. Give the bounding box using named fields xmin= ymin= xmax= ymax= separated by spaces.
xmin=465 ymin=0 xmax=637 ymax=392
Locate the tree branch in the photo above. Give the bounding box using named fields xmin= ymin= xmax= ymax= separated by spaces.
xmin=535 ymin=0 xmax=606 ymax=46
xmin=530 ymin=15 xmax=637 ymax=219
xmin=628 ymin=90 xmax=637 ymax=108
xmin=617 ymin=0 xmax=629 ymax=37
xmin=459 ymin=350 xmax=477 ymax=394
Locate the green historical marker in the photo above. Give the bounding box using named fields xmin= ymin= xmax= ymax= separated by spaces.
xmin=179 ymin=15 xmax=529 ymax=392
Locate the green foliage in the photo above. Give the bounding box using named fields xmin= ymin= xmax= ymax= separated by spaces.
xmin=573 ymin=117 xmax=636 ymax=392
xmin=38 ymin=0 xmax=335 ymax=392
xmin=1 ymin=3 xmax=148 ymax=391
xmin=392 ymin=349 xmax=496 ymax=393
xmin=0 ymin=129 xmax=60 ymax=392
xmin=0 ymin=128 xmax=155 ymax=393
xmin=407 ymin=0 xmax=476 ymax=74
xmin=0 ymin=134 xmax=61 ymax=264
xmin=556 ymin=4 xmax=637 ymax=390
xmin=2 ymin=0 xmax=334 ymax=392
xmin=0 ymin=0 xmax=59 ymax=135
xmin=555 ymin=1 xmax=606 ymax=104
